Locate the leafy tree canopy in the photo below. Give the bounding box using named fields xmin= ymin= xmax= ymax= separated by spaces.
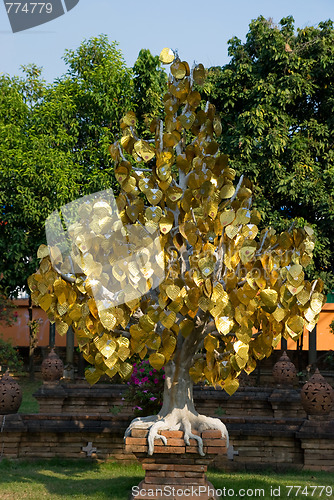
xmin=203 ymin=16 xmax=334 ymax=291
xmin=0 ymin=37 xmax=140 ymax=295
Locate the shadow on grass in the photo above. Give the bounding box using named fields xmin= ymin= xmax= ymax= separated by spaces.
xmin=0 ymin=459 xmax=143 ymax=499
xmin=1 ymin=460 xmax=333 ymax=500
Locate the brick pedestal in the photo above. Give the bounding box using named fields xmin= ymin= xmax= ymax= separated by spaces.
xmin=125 ymin=429 xmax=227 ymax=499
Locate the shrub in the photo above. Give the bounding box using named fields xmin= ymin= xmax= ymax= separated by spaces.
xmin=123 ymin=359 xmax=164 ymax=416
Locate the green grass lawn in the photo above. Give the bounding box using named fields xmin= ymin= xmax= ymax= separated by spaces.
xmin=17 ymin=376 xmax=42 ymax=414
xmin=0 ymin=459 xmax=333 ymax=499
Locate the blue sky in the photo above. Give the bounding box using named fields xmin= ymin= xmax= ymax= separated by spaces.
xmin=1 ymin=0 xmax=333 ymax=82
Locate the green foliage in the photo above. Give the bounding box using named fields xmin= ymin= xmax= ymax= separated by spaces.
xmin=62 ymin=36 xmax=134 ymax=181
xmin=0 ymin=36 xmax=134 ymax=296
xmin=204 ymin=16 xmax=334 ymax=291
xmin=0 ymin=337 xmax=23 ymax=373
xmin=133 ymin=48 xmax=167 ymax=135
xmin=0 ymin=293 xmax=17 ymax=326
xmin=330 ymin=320 xmax=334 ymax=335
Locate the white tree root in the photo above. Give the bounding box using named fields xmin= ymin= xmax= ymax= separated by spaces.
xmin=125 ymin=408 xmax=229 ymax=456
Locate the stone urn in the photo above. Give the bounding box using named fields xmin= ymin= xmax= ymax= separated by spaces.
xmin=0 ymin=371 xmax=22 ymax=414
xmin=300 ymin=369 xmax=334 ymax=416
xmin=272 ymin=351 xmax=297 ymax=387
xmin=41 ymin=349 xmax=64 ymax=382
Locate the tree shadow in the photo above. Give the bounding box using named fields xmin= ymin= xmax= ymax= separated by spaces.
xmin=0 ymin=459 xmax=143 ymax=499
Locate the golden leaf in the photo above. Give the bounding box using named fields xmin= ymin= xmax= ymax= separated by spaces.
xmin=99 ymin=310 xmax=117 ymax=331
xmin=234 ymin=340 xmax=249 ymax=360
xmin=198 ymin=296 xmax=211 ymax=311
xmin=159 ymin=215 xmax=174 ymax=234
xmin=260 ymin=289 xmax=278 ymax=313
xmin=134 ymin=140 xmax=155 ymax=163
xmin=101 ymin=339 xmax=117 ymax=358
xmin=118 ymin=345 xmax=131 ymax=362
xmin=159 ymin=47 xmax=175 ymax=64
xmin=160 ymin=310 xmax=176 ymax=329
xmin=215 ymin=316 xmax=234 ymax=335
xmin=146 ymin=189 xmax=163 ymax=206
xmin=122 ymin=111 xmax=137 ymax=127
xmin=310 ymin=292 xmax=324 ymax=315
xmin=198 ymin=257 xmax=215 ymax=277
xmin=56 ymin=320 xmax=69 ymax=336
xmin=223 ymin=378 xmax=239 ymax=396
xmin=272 ymin=305 xmax=287 ymax=323
xmin=118 ymin=361 xmax=133 ymax=379
xmin=286 ymin=315 xmax=304 ymax=339
xmin=179 ymin=110 xmax=196 ymax=130
xmin=85 ymin=367 xmax=103 ymax=385
xmin=37 ymin=245 xmax=49 ymax=259
xmin=166 ymin=285 xmax=180 ymax=301
xmin=220 ymin=184 xmax=235 ymax=199
xmin=297 ymin=287 xmax=311 ymax=306
xmin=179 ymin=318 xmax=194 ymax=338
xmin=39 ymin=294 xmax=52 ymax=312
xmin=235 ymin=208 xmax=251 ymax=225
xmin=149 ymin=352 xmax=165 ymax=370
xmin=204 ymin=334 xmax=218 ymax=352
xmin=225 ymin=224 xmax=238 ymax=239
xmin=220 ymin=209 xmax=235 ymax=227
xmin=68 ymin=304 xmax=82 ymax=322
xmin=171 ymin=61 xmax=187 ymax=79
xmin=189 ymin=359 xmax=205 ymax=383
xmin=239 ymin=246 xmax=256 ymax=265
xmin=193 ymin=63 xmax=206 ymax=85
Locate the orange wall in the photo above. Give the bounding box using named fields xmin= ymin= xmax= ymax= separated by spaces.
xmin=0 ymin=300 xmax=69 ymax=347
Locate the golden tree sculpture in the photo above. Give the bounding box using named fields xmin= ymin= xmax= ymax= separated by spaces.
xmin=28 ymin=48 xmax=326 ymax=455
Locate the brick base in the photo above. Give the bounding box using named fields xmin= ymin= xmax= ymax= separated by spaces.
xmin=126 ymin=429 xmax=227 ymax=500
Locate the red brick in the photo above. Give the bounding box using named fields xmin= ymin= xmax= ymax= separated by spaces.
xmin=185 ymin=446 xmax=200 ymax=453
xmin=131 ymin=429 xmax=148 ymax=438
xmin=160 ymin=430 xmax=183 ymax=438
xmin=201 ymin=430 xmax=223 ymax=439
xmin=145 ymin=471 xmax=166 ymax=478
xmin=125 ymin=437 xmax=148 ymax=445
xmin=202 ymin=438 xmax=227 ymax=447
xmin=125 ymin=445 xmax=148 ymax=453
xmin=205 ymin=446 xmax=227 ymax=454
xmin=164 ymin=438 xmax=186 ymax=447
xmin=165 ymin=471 xmax=185 ymax=478
xmin=143 ymin=463 xmax=175 ymax=471
xmin=154 ymin=446 xmax=185 ymax=454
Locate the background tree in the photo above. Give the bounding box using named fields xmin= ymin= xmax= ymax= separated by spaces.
xmin=203 ymin=16 xmax=334 ymax=292
xmin=0 ymin=36 xmax=134 ymax=296
xmin=132 ymin=48 xmax=167 ymax=135
xmin=0 ymin=67 xmax=82 ymax=295
xmin=29 ymin=50 xmax=325 ymax=455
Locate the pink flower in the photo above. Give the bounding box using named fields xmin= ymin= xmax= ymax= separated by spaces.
xmin=162 ymin=374 xmax=165 ymax=380
xmin=139 ymin=368 xmax=145 ymax=373
xmin=149 ymin=371 xmax=153 ymax=376
xmin=154 ymin=378 xmax=159 ymax=384
xmin=150 ymin=397 xmax=157 ymax=401
xmin=133 ymin=378 xmax=140 ymax=385
xmin=141 ymin=376 xmax=149 ymax=383
xmin=134 ymin=406 xmax=143 ymax=411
